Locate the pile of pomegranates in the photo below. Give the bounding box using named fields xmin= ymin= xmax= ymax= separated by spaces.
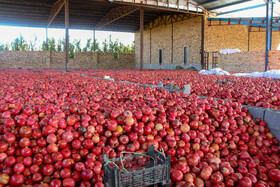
xmin=75 ymin=69 xmax=280 ymax=109
xmin=0 ymin=69 xmax=279 ymax=187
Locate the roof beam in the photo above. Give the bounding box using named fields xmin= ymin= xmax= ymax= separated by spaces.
xmin=198 ymin=0 xmax=219 ymax=6
xmin=208 ymin=0 xmax=252 ymax=10
xmin=144 ymin=13 xmax=197 ymax=30
xmin=208 ymin=17 xmax=280 ymax=30
xmin=112 ymin=1 xmax=208 ymax=15
xmin=217 ymin=3 xmax=266 ymax=15
xmin=94 ymin=5 xmax=140 ymax=30
xmin=47 ymin=0 xmax=65 ymax=27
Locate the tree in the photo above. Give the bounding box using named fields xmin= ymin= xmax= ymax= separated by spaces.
xmin=119 ymin=42 xmax=128 ymax=53
xmin=57 ymin=39 xmax=63 ymax=51
xmin=11 ymin=37 xmax=20 ymax=51
xmin=69 ymin=42 xmax=75 ymax=58
xmin=108 ymin=35 xmax=120 ymax=53
xmin=74 ymin=39 xmax=81 ymax=52
xmin=12 ymin=34 xmax=28 ymax=51
xmin=0 ymin=43 xmax=10 ymax=51
xmin=108 ymin=35 xmax=113 ymax=52
xmin=18 ymin=35 xmax=28 ymax=51
xmin=62 ymin=38 xmax=66 ymax=52
xmin=83 ymin=39 xmax=92 ymax=52
xmin=49 ymin=38 xmax=56 ymax=51
xmin=28 ymin=35 xmax=38 ymax=51
xmin=83 ymin=39 xmax=101 ymax=52
xmin=109 ymin=40 xmax=120 ymax=53
xmin=102 ymin=39 xmax=108 ymax=52
xmin=1 ymin=34 xmax=134 ymax=53
xmin=131 ymin=41 xmax=135 ymax=53
xmin=41 ymin=41 xmax=47 ymax=51
xmin=4 ymin=43 xmax=10 ymax=51
xmin=92 ymin=40 xmax=101 ymax=52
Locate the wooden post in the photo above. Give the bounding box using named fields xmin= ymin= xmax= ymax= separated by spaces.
xmin=140 ymin=7 xmax=144 ymax=71
xmin=65 ymin=0 xmax=69 ymax=72
xmin=248 ymin=27 xmax=250 ymax=51
xmin=171 ymin=23 xmax=173 ymax=63
xmin=46 ymin=28 xmax=49 ymax=51
xmin=201 ymin=15 xmax=205 ymax=69
xmin=150 ymin=28 xmax=152 ymax=63
xmin=93 ymin=30 xmax=96 ymax=52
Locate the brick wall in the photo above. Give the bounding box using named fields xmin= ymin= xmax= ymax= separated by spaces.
xmin=50 ymin=52 xmax=65 ymax=69
xmin=135 ymin=16 xmax=202 ymax=70
xmin=219 ymin=50 xmax=280 ymax=73
xmin=204 ymin=21 xmax=249 ymax=52
xmin=268 ymin=51 xmax=280 ymax=70
xmin=95 ymin=52 xmax=135 ymax=69
xmin=204 ymin=20 xmax=280 ymax=53
xmin=50 ymin=52 xmax=95 ymax=69
xmin=203 ymin=19 xmax=280 ymax=71
xmin=173 ymin=16 xmax=202 ymax=66
xmin=0 ymin=51 xmax=50 ymax=69
xmin=0 ymin=51 xmax=135 ymax=69
xmin=249 ymin=31 xmax=280 ymax=51
xmin=73 ymin=52 xmax=95 ymax=69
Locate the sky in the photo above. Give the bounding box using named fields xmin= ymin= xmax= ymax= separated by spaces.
xmin=216 ymin=0 xmax=280 ymax=18
xmin=0 ymin=25 xmax=135 ymax=49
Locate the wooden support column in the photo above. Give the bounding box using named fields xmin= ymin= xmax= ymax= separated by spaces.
xmin=201 ymin=15 xmax=205 ymax=69
xmin=93 ymin=30 xmax=96 ymax=52
xmin=140 ymin=7 xmax=144 ymax=71
xmin=46 ymin=28 xmax=49 ymax=51
xmin=65 ymin=0 xmax=69 ymax=72
xmin=150 ymin=28 xmax=152 ymax=63
xmin=248 ymin=27 xmax=250 ymax=51
xmin=171 ymin=23 xmax=173 ymax=63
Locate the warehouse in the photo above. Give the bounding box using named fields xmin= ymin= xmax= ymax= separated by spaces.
xmin=1 ymin=0 xmax=279 ymax=72
xmin=135 ymin=2 xmax=280 ymax=71
xmin=0 ymin=1 xmax=280 ymax=186
xmin=0 ymin=0 xmax=207 ymax=71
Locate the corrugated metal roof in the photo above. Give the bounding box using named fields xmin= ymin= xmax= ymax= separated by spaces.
xmin=192 ymin=0 xmax=280 ymax=17
xmin=209 ymin=17 xmax=280 ymax=30
xmin=0 ymin=0 xmax=184 ymax=31
xmin=0 ymin=0 xmax=277 ymax=31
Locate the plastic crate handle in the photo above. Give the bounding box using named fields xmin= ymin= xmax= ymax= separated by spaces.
xmin=104 ymin=151 xmax=154 ymax=173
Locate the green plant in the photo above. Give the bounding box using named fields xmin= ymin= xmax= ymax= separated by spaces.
xmin=0 ymin=34 xmax=135 ymax=54
xmin=12 ymin=34 xmax=28 ymax=51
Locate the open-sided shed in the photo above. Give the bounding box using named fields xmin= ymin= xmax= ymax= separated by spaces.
xmin=0 ymin=0 xmax=275 ymax=71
